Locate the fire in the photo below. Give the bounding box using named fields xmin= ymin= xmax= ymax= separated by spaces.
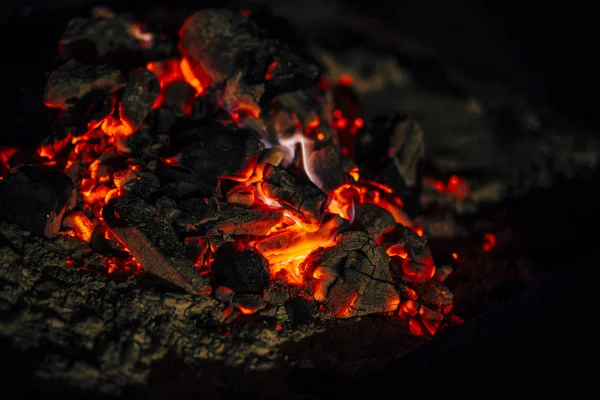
xmin=2 ymin=8 xmax=462 ymax=337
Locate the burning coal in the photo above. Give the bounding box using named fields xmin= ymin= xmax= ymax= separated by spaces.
xmin=0 ymin=8 xmax=458 ymax=337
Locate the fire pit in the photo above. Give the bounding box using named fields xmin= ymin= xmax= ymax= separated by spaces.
xmin=0 ymin=2 xmax=591 ymax=397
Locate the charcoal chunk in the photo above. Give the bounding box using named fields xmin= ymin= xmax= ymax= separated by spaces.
xmin=211 ymin=244 xmax=270 ymax=294
xmin=285 ymin=296 xmax=317 ymax=324
xmin=302 ymin=231 xmax=399 ymax=318
xmin=0 ymin=165 xmax=74 ymax=237
xmin=356 ymin=114 xmax=425 ymax=213
xmin=380 ymin=224 xmax=431 ymax=263
xmin=179 ymin=9 xmax=321 ymax=131
xmin=121 ymin=68 xmax=161 ymax=128
xmin=59 ymin=16 xmax=144 ymax=61
xmin=102 ymin=195 xmax=210 ymax=295
xmin=53 ymin=93 xmax=116 ymax=138
xmin=351 ymin=204 xmax=396 ymax=239
xmin=44 ymin=60 xmax=125 ymax=110
xmin=163 ymin=81 xmax=195 ymax=117
xmin=416 ymin=280 xmax=454 ymax=315
xmin=232 ymin=293 xmax=267 ymax=313
xmin=176 ymin=197 xmax=284 ymax=236
xmin=113 ymin=169 xmax=160 ymax=200
xmin=260 ymin=164 xmax=327 ymax=228
xmin=265 ymin=48 xmax=321 ymax=98
xmin=175 ymin=124 xmax=264 ymax=188
xmin=306 ymin=145 xmax=349 ymax=193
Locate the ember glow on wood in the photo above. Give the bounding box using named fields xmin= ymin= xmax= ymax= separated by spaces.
xmin=0 ymin=7 xmax=461 ymax=344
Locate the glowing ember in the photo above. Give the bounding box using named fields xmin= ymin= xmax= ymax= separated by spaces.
xmin=0 ymin=7 xmax=461 ymax=338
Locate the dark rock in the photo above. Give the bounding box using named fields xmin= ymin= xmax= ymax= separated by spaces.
xmin=0 ymin=165 xmax=74 ymax=237
xmin=211 ymin=244 xmax=270 ymax=294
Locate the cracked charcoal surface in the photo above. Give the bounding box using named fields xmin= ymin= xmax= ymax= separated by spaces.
xmin=102 ymin=195 xmax=210 ymax=295
xmin=0 ymin=221 xmax=424 ymax=397
xmin=121 ymin=68 xmax=161 ymax=128
xmin=351 ymin=204 xmax=396 ymax=239
xmin=303 ymin=231 xmax=399 ymax=317
xmin=261 ymin=164 xmax=328 ymax=227
xmin=176 ymin=197 xmax=284 ymax=236
xmin=44 ymin=60 xmax=125 ymax=111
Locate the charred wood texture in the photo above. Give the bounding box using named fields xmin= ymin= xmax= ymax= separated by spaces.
xmin=350 ymin=204 xmax=396 ymax=239
xmin=44 ymin=60 xmax=124 ymax=111
xmin=102 ymin=195 xmax=210 ymax=295
xmin=174 ymin=124 xmax=264 ymax=189
xmin=302 ymin=231 xmax=400 ymax=317
xmin=121 ymin=68 xmax=161 ymax=128
xmin=0 ymin=165 xmax=74 ymax=237
xmin=260 ymin=164 xmax=328 ymax=228
xmin=211 ymin=244 xmax=270 ymax=294
xmin=356 ymin=114 xmax=425 ymax=213
xmin=175 ymin=197 xmax=284 ymax=236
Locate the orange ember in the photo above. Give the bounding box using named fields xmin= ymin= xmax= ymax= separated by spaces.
xmin=16 ymin=10 xmax=462 ymax=337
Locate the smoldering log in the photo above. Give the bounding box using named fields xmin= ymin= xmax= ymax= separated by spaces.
xmin=121 ymin=68 xmax=161 ymax=128
xmin=44 ymin=60 xmax=125 ymax=110
xmin=0 ymin=165 xmax=74 ymax=237
xmin=260 ymin=164 xmax=328 ymax=228
xmin=302 ymin=231 xmax=400 ymax=318
xmin=102 ymin=195 xmax=210 ymax=295
xmin=175 ymin=197 xmax=284 ymax=236
xmin=211 ymin=244 xmax=270 ymax=294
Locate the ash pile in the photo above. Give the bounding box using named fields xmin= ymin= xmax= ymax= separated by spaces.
xmin=0 ymin=7 xmax=458 ymax=395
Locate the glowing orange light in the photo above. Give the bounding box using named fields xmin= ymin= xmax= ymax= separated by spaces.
xmin=339 ymin=74 xmax=353 ymax=86
xmin=482 ymin=233 xmax=496 ymax=251
xmin=354 ymin=118 xmax=364 ymax=128
xmin=317 ymin=133 xmax=325 ymax=141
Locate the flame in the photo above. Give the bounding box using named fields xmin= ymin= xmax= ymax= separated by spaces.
xmin=23 ymin=18 xmax=458 ymax=335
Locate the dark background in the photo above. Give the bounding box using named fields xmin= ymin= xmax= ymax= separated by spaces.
xmin=0 ymin=0 xmax=591 ymax=393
